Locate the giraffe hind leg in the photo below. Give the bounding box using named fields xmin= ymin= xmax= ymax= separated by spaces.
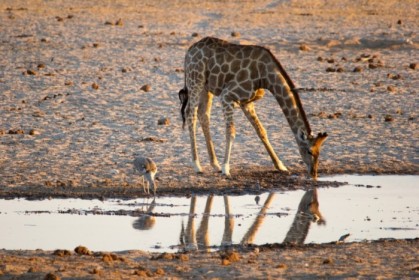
xmin=186 ymin=88 xmax=204 ymax=173
xmin=241 ymin=102 xmax=289 ymax=172
xmin=198 ymin=91 xmax=221 ymax=172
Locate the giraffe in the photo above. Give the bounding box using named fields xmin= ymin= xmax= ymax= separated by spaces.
xmin=283 ymin=188 xmax=326 ymax=245
xmin=179 ymin=37 xmax=328 ymax=178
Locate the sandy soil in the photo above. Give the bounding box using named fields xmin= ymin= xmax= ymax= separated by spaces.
xmin=0 ymin=0 xmax=418 ymax=279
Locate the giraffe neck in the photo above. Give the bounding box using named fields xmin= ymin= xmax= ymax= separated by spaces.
xmin=268 ymin=65 xmax=312 ymax=140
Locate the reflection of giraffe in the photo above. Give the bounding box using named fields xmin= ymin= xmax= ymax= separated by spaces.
xmin=184 ymin=196 xmax=198 ymax=251
xmin=283 ymin=188 xmax=325 ymax=245
xmin=179 ymin=37 xmax=328 ymax=178
xmin=241 ymin=193 xmax=275 ymax=245
xmin=132 ymin=198 xmax=156 ymax=230
xmin=197 ymin=195 xmax=214 ymax=251
xmin=179 ymin=195 xmax=235 ymax=251
xmin=221 ymin=196 xmax=234 ymax=247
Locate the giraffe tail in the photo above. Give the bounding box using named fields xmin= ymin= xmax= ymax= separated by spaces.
xmin=179 ymin=87 xmax=188 ymax=129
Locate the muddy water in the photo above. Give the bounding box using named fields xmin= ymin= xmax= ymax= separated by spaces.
xmin=0 ymin=175 xmax=417 ymax=252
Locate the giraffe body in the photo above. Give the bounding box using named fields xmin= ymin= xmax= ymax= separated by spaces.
xmin=179 ymin=37 xmax=327 ymax=178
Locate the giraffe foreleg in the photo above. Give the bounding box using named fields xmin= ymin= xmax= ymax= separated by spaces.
xmin=198 ymin=92 xmax=221 ymax=172
xmin=241 ymin=102 xmax=289 ymax=172
xmin=221 ymin=102 xmax=236 ymax=177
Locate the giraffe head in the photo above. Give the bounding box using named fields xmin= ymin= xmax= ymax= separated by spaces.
xmin=297 ymin=131 xmax=328 ymax=180
xmin=299 ymin=188 xmax=326 ymax=225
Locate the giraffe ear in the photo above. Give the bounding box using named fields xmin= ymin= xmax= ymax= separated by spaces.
xmin=315 ymin=132 xmax=328 ymax=147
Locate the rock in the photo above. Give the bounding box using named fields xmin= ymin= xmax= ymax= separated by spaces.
xmin=179 ymin=254 xmax=189 ymax=261
xmin=64 ymin=81 xmax=73 ymax=86
xmin=191 ymin=32 xmax=199 ymax=37
xmin=53 ymin=249 xmax=72 ymax=257
xmin=322 ymin=257 xmax=333 ymax=264
xmin=158 ymin=117 xmax=170 ymax=125
xmin=92 ymin=83 xmax=99 ymax=90
xmin=155 ymin=268 xmax=165 ymax=275
xmin=92 ymin=43 xmax=99 ymax=48
xmin=276 ymin=263 xmax=288 ymax=269
xmin=44 ymin=273 xmax=60 ymax=280
xmin=353 ymin=66 xmax=363 ymax=72
xmin=102 ymin=254 xmax=113 ymax=262
xmin=409 ymin=63 xmax=417 ymax=70
xmin=387 ymin=85 xmax=396 ymax=93
xmin=299 ymin=44 xmax=311 ymax=51
xmin=74 ymin=245 xmax=92 ymax=255
xmin=8 ymin=129 xmax=24 ymax=134
xmin=326 ymin=67 xmax=336 ymax=72
xmin=231 ymin=31 xmax=240 ymax=37
xmin=29 ymin=129 xmax=40 ymax=136
xmin=32 ymin=111 xmax=45 ymax=118
xmin=384 ymin=115 xmax=393 ymax=122
xmin=115 ymin=18 xmax=123 ymax=26
xmin=141 ymin=84 xmax=151 ymax=92
xmin=26 ymin=69 xmax=37 ymax=75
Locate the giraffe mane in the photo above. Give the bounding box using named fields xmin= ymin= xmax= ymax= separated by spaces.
xmin=266 ymin=49 xmax=312 ymax=135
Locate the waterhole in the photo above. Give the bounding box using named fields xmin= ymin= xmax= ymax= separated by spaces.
xmin=0 ymin=175 xmax=417 ymax=252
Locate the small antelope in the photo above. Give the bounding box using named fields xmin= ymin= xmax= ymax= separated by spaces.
xmin=133 ymin=157 xmax=157 ymax=195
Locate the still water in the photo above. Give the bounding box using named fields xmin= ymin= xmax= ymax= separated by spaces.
xmin=0 ymin=175 xmax=417 ymax=252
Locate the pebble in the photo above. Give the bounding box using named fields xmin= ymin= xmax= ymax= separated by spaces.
xmin=299 ymin=44 xmax=311 ymax=51
xmin=115 ymin=18 xmax=123 ymax=26
xmin=384 ymin=115 xmax=393 ymax=122
xmin=92 ymin=83 xmax=99 ymax=90
xmin=409 ymin=63 xmax=417 ymax=70
xmin=322 ymin=257 xmax=333 ymax=264
xmin=353 ymin=66 xmax=363 ymax=72
xmin=141 ymin=84 xmax=152 ymax=92
xmin=26 ymin=69 xmax=37 ymax=75
xmin=44 ymin=273 xmax=60 ymax=280
xmin=53 ymin=249 xmax=72 ymax=257
xmin=231 ymin=31 xmax=240 ymax=37
xmin=74 ymin=245 xmax=92 ymax=255
xmin=29 ymin=129 xmax=40 ymax=136
xmin=158 ymin=117 xmax=170 ymax=125
xmin=387 ymin=85 xmax=396 ymax=92
xmin=8 ymin=129 xmax=24 ymax=134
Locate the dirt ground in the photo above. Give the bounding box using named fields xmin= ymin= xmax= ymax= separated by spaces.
xmin=0 ymin=0 xmax=418 ymax=279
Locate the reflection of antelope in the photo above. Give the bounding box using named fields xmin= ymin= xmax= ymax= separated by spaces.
xmin=132 ymin=198 xmax=157 ymax=230
xmin=241 ymin=193 xmax=275 ymax=245
xmin=283 ymin=188 xmax=325 ymax=245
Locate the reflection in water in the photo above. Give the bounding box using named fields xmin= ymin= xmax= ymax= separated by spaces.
xmin=283 ymin=188 xmax=326 ymax=245
xmin=241 ymin=193 xmax=275 ymax=245
xmin=221 ymin=196 xmax=234 ymax=247
xmin=2 ymin=175 xmax=416 ymax=252
xmin=197 ymin=195 xmax=213 ymax=250
xmin=132 ymin=198 xmax=157 ymax=230
xmin=175 ymin=188 xmax=324 ymax=251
